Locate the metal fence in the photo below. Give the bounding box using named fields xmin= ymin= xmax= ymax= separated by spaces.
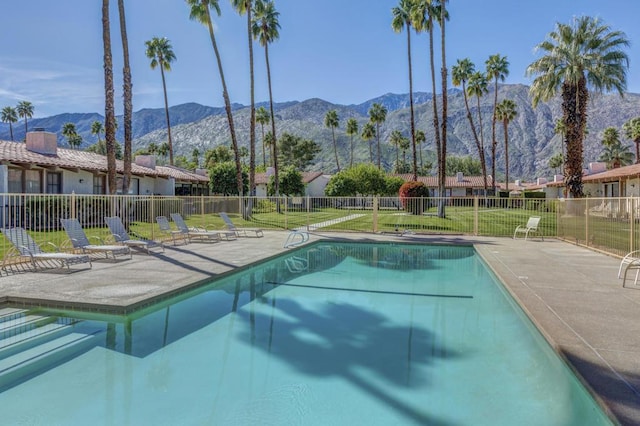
xmin=0 ymin=193 xmax=635 ymax=265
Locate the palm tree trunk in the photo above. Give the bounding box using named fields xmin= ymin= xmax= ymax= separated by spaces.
xmin=369 ymin=140 xmax=373 ymax=163
xmin=428 ymin=15 xmax=441 ymax=178
xmin=118 ymin=0 xmax=132 ymax=193
xmin=438 ymin=2 xmax=448 ymax=218
xmin=160 ymin=66 xmax=173 ymax=165
xmin=102 ymin=0 xmax=117 ymax=195
xmin=350 ymin=135 xmax=354 ymax=168
xmin=491 ymin=79 xmax=498 ymax=193
xmin=476 ymin=96 xmax=488 ymax=191
xmin=407 ymin=25 xmax=417 ymax=182
xmin=636 ymin=139 xmax=640 ymax=164
xmin=332 ymin=128 xmax=340 ymax=171
xmin=376 ymin=124 xmax=381 ymax=170
xmin=9 ymin=124 xmax=13 ymax=141
xmin=204 ymin=7 xmax=243 ymax=196
xmin=247 ymin=6 xmax=256 ymax=196
xmin=265 ymin=43 xmax=279 ymax=197
xmin=503 ymin=120 xmax=509 ymax=194
xmin=261 ymin=123 xmax=266 ymax=168
xmin=562 ymin=79 xmax=587 ymax=198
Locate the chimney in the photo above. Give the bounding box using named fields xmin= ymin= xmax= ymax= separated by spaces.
xmin=537 ymin=177 xmax=547 ymax=185
xmin=135 ymin=155 xmax=156 ymax=169
xmin=195 ymin=168 xmax=208 ymax=177
xmin=554 ymin=174 xmax=563 ymax=183
xmin=515 ymin=179 xmax=521 ymax=187
xmin=266 ymin=167 xmax=275 ymax=177
xmin=456 ymin=171 xmax=464 ymax=182
xmin=26 ymin=130 xmax=58 ymax=155
xmin=588 ymin=162 xmax=607 ymax=174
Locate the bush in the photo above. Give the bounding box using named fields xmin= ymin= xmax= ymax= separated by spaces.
xmin=399 ymin=181 xmax=429 ymax=215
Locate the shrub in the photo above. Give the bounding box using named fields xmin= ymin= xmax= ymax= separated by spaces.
xmin=399 ymin=181 xmax=429 ymax=215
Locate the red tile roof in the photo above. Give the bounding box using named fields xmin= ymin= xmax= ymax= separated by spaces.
xmin=254 ymin=171 xmax=324 ymax=184
xmin=392 ymin=174 xmax=493 ymax=188
xmin=582 ymin=163 xmax=640 ymax=183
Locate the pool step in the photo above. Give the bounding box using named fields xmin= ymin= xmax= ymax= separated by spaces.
xmin=0 ymin=307 xmax=29 ymax=324
xmin=0 ymin=329 xmax=104 ymax=390
xmin=0 ymin=322 xmax=75 ymax=360
xmin=0 ymin=314 xmax=57 ymax=340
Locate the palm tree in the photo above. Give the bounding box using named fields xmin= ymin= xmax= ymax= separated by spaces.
xmin=389 ymin=129 xmax=403 ymax=166
xmin=102 ymin=0 xmax=117 ymax=194
xmin=495 ymin=99 xmax=517 ymax=191
xmin=361 ymin=122 xmax=376 ymax=163
xmin=91 ymin=120 xmax=104 ymax=148
xmin=599 ymin=142 xmax=634 ymax=169
xmin=549 ymin=153 xmax=563 ymax=176
xmin=467 ymin=70 xmax=489 ymax=191
xmin=1 ymin=106 xmax=18 ymax=141
xmin=438 ymin=0 xmax=449 ymax=217
xmin=16 ymin=101 xmax=34 ymax=136
xmin=255 ymin=106 xmax=270 ymax=167
xmin=61 ymin=122 xmax=81 ymax=149
xmin=368 ymin=103 xmax=387 ymax=169
xmin=392 ymin=0 xmax=418 ymax=181
xmin=263 ymin=131 xmax=274 ymax=166
xmin=188 ymin=0 xmax=243 ymax=196
xmin=324 ymin=109 xmax=340 ymax=172
xmin=232 ymin=0 xmax=257 ymax=195
xmin=623 ymin=117 xmax=640 ymax=163
xmin=486 ymin=54 xmax=509 ymax=192
xmin=145 ymin=37 xmax=176 ymax=165
xmin=601 ymin=127 xmax=621 ymax=147
xmin=118 ymin=0 xmax=133 ymax=194
xmin=252 ymin=0 xmax=281 ymax=196
xmin=527 ymin=16 xmax=629 ymax=198
xmin=345 ymin=118 xmax=358 ymax=168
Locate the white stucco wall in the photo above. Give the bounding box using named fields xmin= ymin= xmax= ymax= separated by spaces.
xmin=62 ymin=170 xmax=95 ymax=194
xmin=153 ymin=177 xmax=174 ymax=196
xmin=306 ymin=175 xmax=330 ymax=197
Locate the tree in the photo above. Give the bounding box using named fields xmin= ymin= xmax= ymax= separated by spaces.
xmin=232 ymin=0 xmax=257 ymax=196
xmin=467 ymin=70 xmax=489 ymax=191
xmin=102 ymin=0 xmax=117 ymax=194
xmin=486 ymin=54 xmax=509 ymax=192
xmin=118 ymin=0 xmax=133 ymax=194
xmin=368 ymin=103 xmax=387 ymax=169
xmin=145 ymin=37 xmax=176 ymax=165
xmin=16 ymin=101 xmax=34 ymax=135
xmin=324 ymin=163 xmax=389 ymax=196
xmin=61 ymin=122 xmax=82 ymax=149
xmin=263 ymin=131 xmax=275 ymax=166
xmin=495 ymin=98 xmax=517 ymax=191
xmin=188 ymin=0 xmax=243 ymax=196
xmin=191 ymin=148 xmax=201 ymax=168
xmin=252 ymin=0 xmax=281 ymax=196
xmin=623 ymin=117 xmax=640 ymax=163
xmin=601 ymin=127 xmax=621 ymax=147
xmin=277 ymin=132 xmax=320 ymax=170
xmin=527 ymin=16 xmax=630 ymax=198
xmin=255 ymin=106 xmax=270 ymax=167
xmin=361 ymin=121 xmax=376 ymax=163
xmin=324 ymin=109 xmax=340 ymax=171
xmin=389 ymin=130 xmax=404 ymax=166
xmin=87 ymin=139 xmax=123 ymax=159
xmin=445 ymin=156 xmax=482 ymax=176
xmin=392 ymin=0 xmax=418 ymax=181
xmin=549 ymin=153 xmax=563 ymax=176
xmin=91 ymin=120 xmax=104 ymax=143
xmin=599 ymin=142 xmax=633 ymax=169
xmin=438 ymin=0 xmax=449 ymax=218
xmin=452 ymin=58 xmax=486 ymax=189
xmin=209 ymin=161 xmax=248 ymax=195
xmin=345 ymin=118 xmax=358 ymax=168
xmin=204 ymin=145 xmax=233 ymax=167
xmin=269 ymin=166 xmax=304 ymax=196
xmin=1 ymin=106 xmax=18 ymax=141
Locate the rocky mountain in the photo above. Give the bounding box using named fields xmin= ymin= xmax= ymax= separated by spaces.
xmin=2 ymin=85 xmax=639 ymax=181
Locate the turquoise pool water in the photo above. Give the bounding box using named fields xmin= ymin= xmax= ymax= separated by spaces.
xmin=0 ymin=243 xmax=611 ymax=425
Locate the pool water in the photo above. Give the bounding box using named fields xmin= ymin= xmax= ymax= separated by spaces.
xmin=0 ymin=243 xmax=612 ymax=425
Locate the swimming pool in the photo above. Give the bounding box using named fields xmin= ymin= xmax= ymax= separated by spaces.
xmin=0 ymin=242 xmax=612 ymax=425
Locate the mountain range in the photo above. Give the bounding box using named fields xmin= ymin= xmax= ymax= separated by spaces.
xmin=1 ymin=84 xmax=639 ymax=181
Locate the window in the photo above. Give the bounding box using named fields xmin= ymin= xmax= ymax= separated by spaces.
xmin=93 ymin=175 xmax=105 ymax=194
xmin=116 ymin=177 xmax=140 ymax=195
xmin=8 ymin=169 xmax=43 ymax=193
xmin=46 ymin=172 xmax=62 ymax=194
xmin=8 ymin=169 xmax=22 ymax=193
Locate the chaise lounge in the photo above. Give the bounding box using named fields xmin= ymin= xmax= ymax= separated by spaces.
xmin=219 ymin=212 xmax=264 ymax=238
xmin=105 ymin=216 xmax=164 ymax=254
xmin=61 ymin=218 xmax=132 ymax=260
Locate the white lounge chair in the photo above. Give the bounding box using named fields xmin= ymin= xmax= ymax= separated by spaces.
xmin=618 ymin=250 xmax=640 ymax=286
xmin=61 ymin=218 xmax=132 ymax=259
xmin=104 ymin=216 xmax=164 ymax=254
xmin=513 ymin=216 xmax=543 ymax=241
xmin=1 ymin=227 xmax=92 ymax=271
xmin=219 ymin=212 xmax=264 ymax=237
xmin=170 ymin=213 xmax=234 ymax=242
xmin=156 ymin=216 xmax=189 ymax=245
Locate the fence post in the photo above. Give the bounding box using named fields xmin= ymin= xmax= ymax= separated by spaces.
xmin=473 ymin=196 xmax=479 ymax=236
xmin=306 ymin=196 xmax=311 ymax=231
xmin=373 ymin=197 xmax=379 ymax=233
xmin=585 ymin=200 xmax=589 ymax=247
xmin=201 ymin=194 xmax=206 ymax=228
xmin=284 ymin=196 xmax=288 ymax=230
xmin=150 ymin=194 xmax=155 ymax=240
xmin=630 ymin=197 xmax=635 ymax=253
xmin=70 ymin=191 xmax=76 ymax=219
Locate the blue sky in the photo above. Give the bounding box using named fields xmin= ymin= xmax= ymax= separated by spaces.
xmin=0 ymin=0 xmax=638 ymax=117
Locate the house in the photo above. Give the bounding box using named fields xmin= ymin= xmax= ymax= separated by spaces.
xmin=394 ymin=172 xmax=494 ymax=196
xmin=254 ymin=170 xmax=330 ymax=197
xmin=0 ymin=130 xmax=208 ymax=196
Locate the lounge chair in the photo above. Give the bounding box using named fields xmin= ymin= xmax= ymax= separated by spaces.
xmin=513 ymin=216 xmax=543 ymax=241
xmin=156 ymin=216 xmax=189 ymax=245
xmin=1 ymin=227 xmax=92 ymax=271
xmin=170 ymin=213 xmax=234 ymax=242
xmin=61 ymin=218 xmax=132 ymax=260
xmin=104 ymin=216 xmax=164 ymax=254
xmin=219 ymin=212 xmax=264 ymax=237
xmin=618 ymin=250 xmax=640 ymax=286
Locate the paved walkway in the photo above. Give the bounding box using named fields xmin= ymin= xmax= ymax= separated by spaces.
xmin=0 ymin=231 xmax=639 ymax=424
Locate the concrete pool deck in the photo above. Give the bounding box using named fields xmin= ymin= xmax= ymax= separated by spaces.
xmin=0 ymin=231 xmax=638 ymax=424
